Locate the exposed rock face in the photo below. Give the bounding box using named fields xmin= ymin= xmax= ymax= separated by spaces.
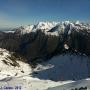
xmin=0 ymin=21 xmax=90 ymax=60
xmin=0 ymin=31 xmax=21 ymax=52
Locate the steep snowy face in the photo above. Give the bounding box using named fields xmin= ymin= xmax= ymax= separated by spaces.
xmin=47 ymin=21 xmax=75 ymax=35
xmin=15 ymin=22 xmax=59 ymax=34
xmin=74 ymin=21 xmax=90 ymax=30
xmin=15 ymin=25 xmax=34 ymax=34
xmin=60 ymin=21 xmax=90 ymax=35
xmin=15 ymin=21 xmax=90 ymax=35
xmin=35 ymin=22 xmax=58 ymax=31
xmin=0 ymin=48 xmax=31 ymax=78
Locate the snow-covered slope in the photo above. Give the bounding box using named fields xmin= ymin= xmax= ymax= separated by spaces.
xmin=0 ymin=48 xmax=31 ymax=78
xmin=0 ymin=48 xmax=73 ymax=90
xmin=33 ymin=54 xmax=90 ymax=81
xmin=48 ymin=79 xmax=90 ymax=90
xmin=15 ymin=25 xmax=34 ymax=34
xmin=36 ymin=22 xmax=58 ymax=31
xmin=15 ymin=22 xmax=59 ymax=34
xmin=0 ymin=48 xmax=90 ymax=90
xmin=15 ymin=21 xmax=90 ymax=35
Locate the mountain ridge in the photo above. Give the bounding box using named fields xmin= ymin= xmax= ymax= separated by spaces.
xmin=14 ymin=21 xmax=90 ymax=35
xmin=0 ymin=21 xmax=90 ymax=61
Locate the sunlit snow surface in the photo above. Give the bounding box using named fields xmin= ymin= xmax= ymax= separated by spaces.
xmin=0 ymin=48 xmax=90 ymax=90
xmin=15 ymin=21 xmax=90 ymax=35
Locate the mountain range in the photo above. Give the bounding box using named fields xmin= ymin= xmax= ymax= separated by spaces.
xmin=0 ymin=21 xmax=90 ymax=61
xmin=0 ymin=21 xmax=90 ymax=90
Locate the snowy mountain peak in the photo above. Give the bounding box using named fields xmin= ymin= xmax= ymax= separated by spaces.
xmin=15 ymin=22 xmax=59 ymax=34
xmin=15 ymin=21 xmax=90 ymax=35
xmin=75 ymin=20 xmax=80 ymax=25
xmin=15 ymin=25 xmax=34 ymax=34
xmin=62 ymin=21 xmax=70 ymax=25
xmin=36 ymin=21 xmax=59 ymax=31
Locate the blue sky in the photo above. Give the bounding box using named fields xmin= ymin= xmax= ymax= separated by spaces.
xmin=0 ymin=0 xmax=90 ymax=29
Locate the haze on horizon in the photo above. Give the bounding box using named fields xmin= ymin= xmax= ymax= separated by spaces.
xmin=0 ymin=0 xmax=90 ymax=29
